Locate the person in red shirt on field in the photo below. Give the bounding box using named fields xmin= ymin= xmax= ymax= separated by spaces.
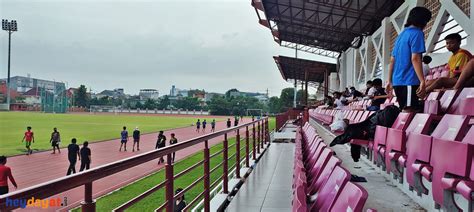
xmin=0 ymin=156 xmax=18 ymax=195
xmin=21 ymin=126 xmax=34 ymax=155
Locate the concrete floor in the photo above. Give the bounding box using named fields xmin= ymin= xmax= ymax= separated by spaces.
xmin=226 ymin=143 xmax=294 ymax=212
xmin=310 ymin=118 xmax=426 ymax=212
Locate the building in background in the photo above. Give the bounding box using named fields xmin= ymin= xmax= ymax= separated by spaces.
xmin=139 ymin=89 xmax=159 ymax=100
xmin=1 ymin=75 xmax=66 ymax=94
xmin=96 ymin=88 xmax=125 ymax=99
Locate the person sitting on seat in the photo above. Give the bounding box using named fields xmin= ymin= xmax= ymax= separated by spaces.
xmin=333 ymin=92 xmax=347 ymax=109
xmin=350 ymin=87 xmax=364 ymax=100
xmin=366 ymin=78 xmax=389 ymax=111
xmin=324 ymin=95 xmax=334 ymax=107
xmin=426 ymin=33 xmax=473 ymax=93
xmin=364 ymin=80 xmax=373 ymax=96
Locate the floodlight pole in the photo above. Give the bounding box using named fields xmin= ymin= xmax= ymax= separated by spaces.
xmin=6 ymin=30 xmax=11 ymax=110
xmin=2 ymin=19 xmax=17 ymax=111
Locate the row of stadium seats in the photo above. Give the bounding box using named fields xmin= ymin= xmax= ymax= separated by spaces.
xmin=309 ymin=87 xmax=474 ymax=210
xmin=311 ymin=108 xmax=374 ymax=126
xmin=292 ymin=123 xmax=374 ymax=212
xmin=425 ymin=64 xmax=450 ymax=81
xmin=313 ymin=87 xmax=474 ymax=125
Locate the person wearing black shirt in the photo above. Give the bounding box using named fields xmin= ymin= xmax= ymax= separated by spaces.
xmin=367 ymin=78 xmax=388 ymax=111
xmin=170 ymin=133 xmax=178 ymax=162
xmin=226 ymin=118 xmax=231 ymax=128
xmin=174 ymin=188 xmax=186 ymax=212
xmin=80 ymin=141 xmax=91 ymax=172
xmin=67 ymin=138 xmax=80 ymax=175
xmin=132 ymin=127 xmax=140 ymax=152
xmin=350 ymin=87 xmax=364 ymax=99
xmin=202 ymin=120 xmax=207 ymax=133
xmin=365 ymin=80 xmax=373 ymax=96
xmin=156 ymin=131 xmax=166 ymax=164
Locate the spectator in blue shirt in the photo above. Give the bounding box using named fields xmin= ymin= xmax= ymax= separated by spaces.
xmin=387 ymin=6 xmax=431 ymax=112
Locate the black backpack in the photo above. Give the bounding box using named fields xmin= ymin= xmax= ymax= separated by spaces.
xmin=330 ymin=105 xmax=400 ymax=162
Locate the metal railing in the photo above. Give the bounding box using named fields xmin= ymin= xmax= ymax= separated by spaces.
xmin=0 ymin=118 xmax=270 ymax=212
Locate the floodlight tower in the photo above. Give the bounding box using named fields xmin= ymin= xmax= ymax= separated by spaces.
xmin=2 ymin=19 xmax=18 ymax=110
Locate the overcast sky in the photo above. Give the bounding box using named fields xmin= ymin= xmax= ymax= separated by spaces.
xmin=0 ymin=0 xmax=335 ymax=96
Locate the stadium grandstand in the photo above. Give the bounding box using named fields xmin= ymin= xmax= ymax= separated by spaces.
xmin=1 ymin=0 xmax=474 ymax=212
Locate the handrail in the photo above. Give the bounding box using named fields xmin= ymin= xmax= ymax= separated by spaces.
xmin=0 ymin=118 xmax=269 ymax=212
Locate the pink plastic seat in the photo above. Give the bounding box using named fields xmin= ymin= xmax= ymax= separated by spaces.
xmin=448 ymin=87 xmax=474 ymax=116
xmin=348 ymin=111 xmax=360 ymax=123
xmin=307 ymin=156 xmax=342 ymax=195
xmin=306 ymin=147 xmax=332 ymax=182
xmin=433 ymin=126 xmax=474 ymax=210
xmin=426 ymin=89 xmax=459 ymax=115
xmin=406 ymin=114 xmax=470 ymax=196
xmin=350 ymin=111 xmax=364 ymax=124
xmin=309 ymin=165 xmax=351 ymax=212
xmin=330 ymin=182 xmax=368 ymax=212
xmin=374 ymin=112 xmax=414 ymax=170
xmin=424 ymin=91 xmax=442 ymax=114
xmin=387 ymin=114 xmax=435 ymax=182
xmin=433 ymin=70 xmax=441 ymax=79
xmin=440 ymin=70 xmax=449 ymax=78
xmin=358 ymin=111 xmax=371 ymax=123
xmin=292 ymin=184 xmax=308 ymax=212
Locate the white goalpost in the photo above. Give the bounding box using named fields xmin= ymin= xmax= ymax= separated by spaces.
xmin=246 ymin=109 xmax=263 ymax=118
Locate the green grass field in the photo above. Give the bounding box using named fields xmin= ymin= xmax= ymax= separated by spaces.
xmin=72 ymin=118 xmax=275 ymax=211
xmin=0 ymin=112 xmax=219 ymax=156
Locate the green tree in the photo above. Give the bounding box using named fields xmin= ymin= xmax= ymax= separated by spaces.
xmin=143 ymin=99 xmax=157 ymax=109
xmin=208 ymin=96 xmax=231 ymax=115
xmin=99 ymin=96 xmax=111 ymax=105
xmin=158 ymin=96 xmax=170 ymax=109
xmin=268 ymin=96 xmax=282 ymax=114
xmin=279 ymin=87 xmax=304 ymax=109
xmin=175 ymin=97 xmax=201 ymax=110
xmin=135 ymin=101 xmax=143 ymax=109
xmin=75 ymin=85 xmax=89 ymax=107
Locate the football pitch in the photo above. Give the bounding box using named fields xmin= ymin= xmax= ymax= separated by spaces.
xmin=0 ymin=112 xmax=219 ymax=156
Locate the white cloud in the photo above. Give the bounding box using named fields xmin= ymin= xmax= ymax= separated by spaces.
xmin=0 ymin=0 xmax=334 ymax=97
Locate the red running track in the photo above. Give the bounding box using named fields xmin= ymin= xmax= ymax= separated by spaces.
xmin=6 ymin=118 xmax=252 ymax=211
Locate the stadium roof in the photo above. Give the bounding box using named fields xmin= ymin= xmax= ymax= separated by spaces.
xmin=252 ymin=0 xmax=404 ymax=57
xmin=274 ymin=56 xmax=336 ymax=83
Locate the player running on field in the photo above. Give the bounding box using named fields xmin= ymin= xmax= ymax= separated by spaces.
xmin=21 ymin=126 xmax=34 ymax=155
xmin=196 ymin=119 xmax=201 ymax=133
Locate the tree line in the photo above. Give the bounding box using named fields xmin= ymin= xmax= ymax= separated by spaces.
xmin=73 ymin=85 xmax=305 ymax=115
